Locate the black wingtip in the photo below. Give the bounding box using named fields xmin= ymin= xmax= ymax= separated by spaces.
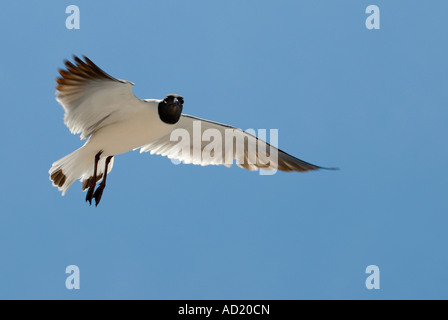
xmin=320 ymin=166 xmax=339 ymax=171
xmin=82 ymin=55 xmax=91 ymax=63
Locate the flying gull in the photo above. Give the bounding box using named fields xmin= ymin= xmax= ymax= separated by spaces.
xmin=49 ymin=56 xmax=336 ymax=206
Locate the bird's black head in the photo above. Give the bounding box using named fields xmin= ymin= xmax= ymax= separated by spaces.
xmin=158 ymin=94 xmax=184 ymax=124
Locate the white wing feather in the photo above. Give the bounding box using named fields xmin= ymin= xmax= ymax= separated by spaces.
xmin=56 ymin=56 xmax=138 ymax=140
xmin=139 ymin=114 xmax=323 ymax=172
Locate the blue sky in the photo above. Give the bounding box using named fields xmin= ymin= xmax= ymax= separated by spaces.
xmin=0 ymin=1 xmax=447 ymax=299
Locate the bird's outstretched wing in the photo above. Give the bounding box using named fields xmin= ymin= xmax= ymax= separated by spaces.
xmin=139 ymin=114 xmax=329 ymax=172
xmin=56 ymin=55 xmax=138 ymax=139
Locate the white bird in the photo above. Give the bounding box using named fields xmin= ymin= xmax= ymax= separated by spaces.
xmin=49 ymin=56 xmax=335 ymax=206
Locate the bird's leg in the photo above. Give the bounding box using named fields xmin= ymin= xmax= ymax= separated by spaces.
xmin=86 ymin=151 xmax=103 ymax=205
xmin=93 ymin=155 xmax=113 ymax=206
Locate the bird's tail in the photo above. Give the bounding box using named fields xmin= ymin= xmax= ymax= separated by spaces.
xmin=49 ymin=146 xmax=92 ymax=195
xmin=49 ymin=146 xmax=115 ymax=196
